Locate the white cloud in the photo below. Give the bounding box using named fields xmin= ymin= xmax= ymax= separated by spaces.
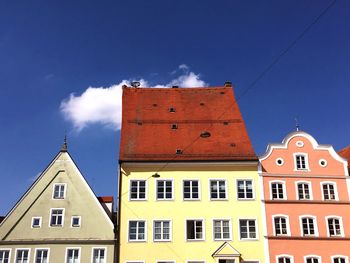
xmin=60 ymin=66 xmax=207 ymax=131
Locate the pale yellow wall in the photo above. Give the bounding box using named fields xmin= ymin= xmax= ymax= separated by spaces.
xmin=119 ymin=163 xmax=266 ymax=263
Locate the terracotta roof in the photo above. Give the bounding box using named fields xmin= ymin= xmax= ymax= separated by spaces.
xmin=119 ymin=85 xmax=257 ymax=161
xmin=97 ymin=196 xmax=114 ymax=203
xmin=338 ymin=145 xmax=350 ymax=170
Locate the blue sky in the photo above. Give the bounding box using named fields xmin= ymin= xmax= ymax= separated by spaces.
xmin=1 ymin=0 xmax=349 ymax=215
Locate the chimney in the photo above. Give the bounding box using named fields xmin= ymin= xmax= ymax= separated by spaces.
xmin=224 ymin=81 xmax=232 ymax=87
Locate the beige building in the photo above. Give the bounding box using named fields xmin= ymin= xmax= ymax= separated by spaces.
xmin=0 ymin=142 xmax=115 ymax=263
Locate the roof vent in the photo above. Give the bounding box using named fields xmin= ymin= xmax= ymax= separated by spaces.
xmin=131 ymin=81 xmax=141 ymax=88
xmin=230 ymin=143 xmax=236 ymax=147
xmin=169 ymin=107 xmax=176 ymax=113
xmin=200 ymin=102 xmax=205 ymax=106
xmin=176 ymin=149 xmax=183 ymax=154
xmin=223 ymin=121 xmax=229 ymax=125
xmin=171 ymin=124 xmax=178 ymax=129
xmin=200 ymin=131 xmax=211 ymax=138
xmin=172 ymin=85 xmax=179 ymax=88
xmin=224 ymin=81 xmax=232 ymax=87
xmin=153 ymin=103 xmax=158 ymax=107
xmin=137 ymin=122 xmax=142 ymax=126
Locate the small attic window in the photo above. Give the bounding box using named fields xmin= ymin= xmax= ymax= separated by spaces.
xmin=200 ymin=131 xmax=211 ymax=138
xmin=171 ymin=124 xmax=178 ymax=129
xmin=176 ymin=149 xmax=183 ymax=154
xmin=169 ymin=107 xmax=176 ymax=113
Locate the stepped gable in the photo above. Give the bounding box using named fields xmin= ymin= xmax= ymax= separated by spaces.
xmin=119 ymin=85 xmax=257 ymax=161
xmin=338 ymin=145 xmax=350 ymax=171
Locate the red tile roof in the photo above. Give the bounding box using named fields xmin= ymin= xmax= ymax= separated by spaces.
xmin=97 ymin=196 xmax=114 ymax=203
xmin=338 ymin=145 xmax=350 ymax=170
xmin=119 ymin=86 xmax=257 ymax=161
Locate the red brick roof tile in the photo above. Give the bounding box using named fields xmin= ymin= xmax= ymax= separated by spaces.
xmin=119 ymin=86 xmax=257 ymax=161
xmin=338 ymin=145 xmax=350 ymax=170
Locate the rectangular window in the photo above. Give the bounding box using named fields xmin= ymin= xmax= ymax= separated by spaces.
xmin=278 ymin=257 xmax=291 ymax=263
xmin=271 ymin=182 xmax=284 ymax=199
xmin=333 ymin=257 xmax=346 ymax=263
xmin=53 ymin=184 xmax=66 ymax=199
xmin=302 ymin=217 xmax=315 ymax=236
xmin=274 ymin=217 xmax=288 ymax=235
xmin=306 ymin=258 xmax=319 ymax=263
xmin=183 ymin=180 xmax=199 ymax=200
xmin=32 ymin=217 xmax=41 ymax=228
xmin=296 ymin=154 xmax=307 ymax=170
xmin=50 ymin=209 xmax=64 ymax=227
xmin=0 ymin=250 xmax=10 ymax=263
xmin=157 ymin=180 xmax=173 ymax=200
xmin=71 ymin=216 xmax=81 ymax=227
xmin=237 ymin=180 xmax=253 ymax=199
xmin=66 ymin=249 xmax=79 ymax=263
xmin=129 ymin=220 xmax=146 ymax=241
xmin=16 ymin=249 xmax=29 ymax=263
xmin=154 ymin=220 xmax=171 ymax=241
xmin=213 ymin=219 xmax=231 ymax=240
xmin=298 ymin=183 xmax=310 ymax=200
xmin=218 ymin=260 xmax=235 ymax=263
xmin=35 ymin=249 xmax=48 ymax=263
xmin=323 ymin=183 xmax=336 ymax=200
xmin=186 ymin=220 xmax=203 ymax=240
xmin=210 ymin=180 xmax=227 ymax=200
xmin=328 ymin=218 xmax=342 ymax=236
xmin=239 ymin=219 xmax=257 ymax=240
xmin=92 ymin=248 xmax=105 ymax=263
xmin=130 ymin=180 xmax=146 ymax=200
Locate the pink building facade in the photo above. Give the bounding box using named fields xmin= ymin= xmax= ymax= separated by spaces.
xmin=260 ymin=131 xmax=350 ymax=263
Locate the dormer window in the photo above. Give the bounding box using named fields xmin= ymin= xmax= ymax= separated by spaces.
xmin=53 ymin=183 xmax=66 ymax=199
xmin=294 ymin=153 xmax=309 ymax=171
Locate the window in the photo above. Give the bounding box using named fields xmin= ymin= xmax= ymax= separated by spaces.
xmin=157 ymin=180 xmax=173 ymax=200
xmin=297 ymin=182 xmax=311 ymax=200
xmin=333 ymin=257 xmax=347 ymax=263
xmin=322 ymin=183 xmax=337 ymax=200
xmin=327 ymin=217 xmax=343 ymax=237
xmin=153 ymin=220 xmax=171 ymax=241
xmin=277 ymin=256 xmax=292 ymax=263
xmin=71 ymin=216 xmax=81 ymax=227
xmin=218 ymin=260 xmax=235 ymax=263
xmin=32 ymin=217 xmax=41 ymax=228
xmin=213 ymin=219 xmax=231 ymax=240
xmin=186 ymin=220 xmax=204 ymax=240
xmin=35 ymin=249 xmax=49 ymax=263
xmin=305 ymin=257 xmax=320 ymax=263
xmin=183 ymin=180 xmax=199 ymax=200
xmin=50 ymin=209 xmax=64 ymax=227
xmin=66 ymin=248 xmax=79 ymax=263
xmin=92 ymin=248 xmax=105 ymax=263
xmin=53 ymin=183 xmax=66 ymax=199
xmin=0 ymin=250 xmax=10 ymax=263
xmin=130 ymin=180 xmax=146 ymax=200
xmin=301 ymin=217 xmax=316 ymax=236
xmin=239 ymin=219 xmax=257 ymax=240
xmin=128 ymin=220 xmax=146 ymax=241
xmin=271 ymin=182 xmax=285 ymax=200
xmin=295 ymin=154 xmax=308 ymax=170
xmin=237 ymin=180 xmax=254 ymax=199
xmin=274 ymin=216 xmax=289 ymax=236
xmin=16 ymin=249 xmax=29 ymax=263
xmin=210 ymin=180 xmax=227 ymax=200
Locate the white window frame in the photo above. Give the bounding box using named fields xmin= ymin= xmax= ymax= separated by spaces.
xmin=49 ymin=208 xmax=65 ymax=227
xmin=331 ymin=255 xmax=349 ymax=263
xmin=320 ymin=181 xmax=339 ymax=201
xmin=276 ymin=255 xmax=294 ymax=263
xmin=91 ymin=247 xmax=107 ymax=263
xmin=153 ymin=219 xmax=172 ymax=242
xmin=34 ymin=248 xmax=50 ymax=263
xmin=186 ymin=260 xmax=206 ymax=263
xmin=52 ymin=183 xmax=67 ymax=199
xmin=125 ymin=261 xmax=145 ymax=263
xmin=238 ymin=218 xmax=258 ymax=241
xmin=156 ymin=260 xmax=176 ymax=263
xmin=270 ymin=180 xmax=287 ymax=200
xmin=299 ymin=215 xmax=318 ymax=237
xmin=236 ymin=179 xmax=255 ymax=200
xmin=185 ymin=219 xmax=205 ymax=241
xmin=31 ymin=216 xmax=42 ymax=228
xmin=272 ymin=215 xmax=290 ymax=236
xmin=326 ymin=216 xmax=344 ymax=237
xmin=304 ymin=255 xmax=322 ymax=263
xmin=129 ymin=180 xmax=147 ymax=201
xmin=15 ymin=248 xmax=30 ymax=263
xmin=65 ymin=247 xmax=81 ymax=263
xmin=295 ymin=181 xmax=313 ymax=200
xmin=209 ymin=179 xmax=227 ymax=200
xmin=71 ymin=216 xmax=81 ymax=228
xmin=0 ymin=248 xmax=11 ymax=263
xmin=212 ymin=219 xmax=232 ymax=241
xmin=293 ymin=153 xmax=310 ymax=171
xmin=156 ymin=179 xmax=174 ymax=201
xmin=183 ymin=179 xmax=201 ymax=200
xmin=128 ymin=220 xmax=147 ymax=242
